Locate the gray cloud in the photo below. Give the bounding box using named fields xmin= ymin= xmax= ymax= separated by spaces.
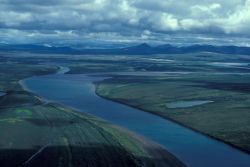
xmin=0 ymin=0 xmax=250 ymax=46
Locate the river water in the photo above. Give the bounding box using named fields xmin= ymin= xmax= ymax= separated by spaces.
xmin=22 ymin=73 xmax=250 ymax=167
xmin=0 ymin=92 xmax=5 ymax=97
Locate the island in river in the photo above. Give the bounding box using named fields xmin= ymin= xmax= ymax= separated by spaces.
xmin=0 ymin=53 xmax=185 ymax=167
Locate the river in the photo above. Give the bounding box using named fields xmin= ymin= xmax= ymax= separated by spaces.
xmin=0 ymin=92 xmax=5 ymax=97
xmin=21 ymin=71 xmax=250 ymax=167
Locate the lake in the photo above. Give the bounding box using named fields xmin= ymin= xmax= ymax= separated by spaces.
xmin=166 ymin=100 xmax=213 ymax=109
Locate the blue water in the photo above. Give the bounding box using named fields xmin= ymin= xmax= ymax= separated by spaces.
xmin=22 ymin=74 xmax=250 ymax=167
xmin=0 ymin=92 xmax=5 ymax=97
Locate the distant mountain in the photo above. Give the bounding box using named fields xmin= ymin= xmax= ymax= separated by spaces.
xmin=1 ymin=43 xmax=250 ymax=56
xmin=124 ymin=43 xmax=152 ymax=50
xmin=174 ymin=45 xmax=250 ymax=55
xmin=0 ymin=44 xmax=76 ymax=54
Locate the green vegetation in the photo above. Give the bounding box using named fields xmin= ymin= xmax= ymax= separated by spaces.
xmin=0 ymin=53 xmax=185 ymax=167
xmin=96 ymin=72 xmax=250 ymax=153
xmin=0 ymin=100 xmax=183 ymax=167
xmin=0 ymin=62 xmax=58 ymax=91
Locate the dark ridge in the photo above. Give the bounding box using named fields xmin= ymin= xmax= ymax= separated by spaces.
xmin=191 ymin=81 xmax=250 ymax=93
xmin=0 ymin=91 xmax=42 ymax=109
xmin=1 ymin=43 xmax=250 ymax=56
xmin=23 ymin=117 xmax=80 ymax=127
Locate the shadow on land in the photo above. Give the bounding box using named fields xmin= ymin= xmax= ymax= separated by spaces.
xmin=0 ymin=144 xmax=185 ymax=167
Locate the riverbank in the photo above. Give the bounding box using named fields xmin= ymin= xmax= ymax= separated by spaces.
xmin=23 ymin=72 xmax=250 ymax=167
xmin=0 ymin=60 xmax=185 ymax=167
xmin=95 ymin=74 xmax=250 ymax=154
xmin=96 ymin=89 xmax=250 ymax=155
xmin=19 ymin=82 xmax=186 ymax=167
xmin=15 ymin=87 xmax=185 ymax=167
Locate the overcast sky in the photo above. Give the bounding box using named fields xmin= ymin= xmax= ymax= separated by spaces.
xmin=1 ymin=0 xmax=250 ymax=46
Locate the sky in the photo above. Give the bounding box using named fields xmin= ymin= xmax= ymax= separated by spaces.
xmin=1 ymin=0 xmax=250 ymax=47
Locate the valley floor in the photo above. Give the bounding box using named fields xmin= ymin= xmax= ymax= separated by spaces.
xmin=0 ymin=56 xmax=185 ymax=167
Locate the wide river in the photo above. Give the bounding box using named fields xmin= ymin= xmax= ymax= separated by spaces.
xmin=22 ymin=71 xmax=250 ymax=167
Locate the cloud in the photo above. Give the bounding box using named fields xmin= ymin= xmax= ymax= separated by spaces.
xmin=0 ymin=0 xmax=249 ymax=45
xmin=219 ymin=0 xmax=250 ymax=34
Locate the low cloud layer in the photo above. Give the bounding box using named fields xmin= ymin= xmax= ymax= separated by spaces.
xmin=0 ymin=0 xmax=250 ymax=46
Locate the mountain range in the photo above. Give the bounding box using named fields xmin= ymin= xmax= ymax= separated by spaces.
xmin=1 ymin=43 xmax=250 ymax=56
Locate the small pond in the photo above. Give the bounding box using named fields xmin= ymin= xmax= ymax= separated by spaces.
xmin=166 ymin=100 xmax=213 ymax=108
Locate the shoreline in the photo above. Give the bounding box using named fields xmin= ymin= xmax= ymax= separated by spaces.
xmin=50 ymin=102 xmax=187 ymax=167
xmin=19 ymin=74 xmax=186 ymax=167
xmin=95 ymin=86 xmax=250 ymax=155
xmin=20 ymin=67 xmax=250 ymax=155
